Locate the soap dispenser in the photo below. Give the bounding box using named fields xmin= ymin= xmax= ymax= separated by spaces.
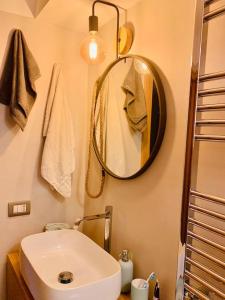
xmin=119 ymin=250 xmax=133 ymax=293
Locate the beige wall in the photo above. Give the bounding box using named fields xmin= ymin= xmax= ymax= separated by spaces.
xmin=0 ymin=11 xmax=87 ymax=300
xmin=83 ymin=0 xmax=197 ymax=299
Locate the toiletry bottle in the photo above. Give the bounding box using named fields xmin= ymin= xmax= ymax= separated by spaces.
xmin=148 ymin=272 xmax=157 ymax=299
xmin=184 ymin=292 xmax=191 ymax=300
xmin=119 ymin=250 xmax=133 ymax=293
xmin=153 ymin=280 xmax=160 ymax=300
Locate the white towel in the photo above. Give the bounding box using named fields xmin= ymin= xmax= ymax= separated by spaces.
xmin=41 ymin=64 xmax=75 ymax=198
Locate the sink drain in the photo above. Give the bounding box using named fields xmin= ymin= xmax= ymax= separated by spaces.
xmin=58 ymin=271 xmax=73 ymax=284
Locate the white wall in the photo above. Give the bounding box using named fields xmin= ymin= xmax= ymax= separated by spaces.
xmin=84 ymin=0 xmax=197 ymax=299
xmin=0 ymin=11 xmax=87 ymax=300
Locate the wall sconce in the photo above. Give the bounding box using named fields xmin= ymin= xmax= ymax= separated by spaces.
xmin=80 ymin=0 xmax=134 ymax=64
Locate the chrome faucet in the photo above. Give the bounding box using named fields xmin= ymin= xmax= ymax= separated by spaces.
xmin=74 ymin=206 xmax=113 ymax=253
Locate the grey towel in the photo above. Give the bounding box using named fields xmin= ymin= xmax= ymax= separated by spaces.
xmin=0 ymin=29 xmax=41 ymax=130
xmin=122 ymin=61 xmax=147 ymax=132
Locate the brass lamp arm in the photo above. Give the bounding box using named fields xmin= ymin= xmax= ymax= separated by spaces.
xmin=91 ymin=0 xmax=120 ymax=59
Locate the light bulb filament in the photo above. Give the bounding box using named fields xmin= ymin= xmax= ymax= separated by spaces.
xmin=89 ymin=41 xmax=98 ymax=60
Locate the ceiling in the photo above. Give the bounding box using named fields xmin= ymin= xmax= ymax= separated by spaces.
xmin=0 ymin=0 xmax=50 ymax=17
xmin=0 ymin=0 xmax=141 ymax=33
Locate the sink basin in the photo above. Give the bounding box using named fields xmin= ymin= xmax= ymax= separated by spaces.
xmin=20 ymin=229 xmax=121 ymax=300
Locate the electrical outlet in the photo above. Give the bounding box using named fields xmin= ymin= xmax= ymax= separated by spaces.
xmin=8 ymin=201 xmax=31 ymax=217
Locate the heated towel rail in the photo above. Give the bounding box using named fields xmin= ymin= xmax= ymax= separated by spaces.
xmin=181 ymin=0 xmax=225 ymax=299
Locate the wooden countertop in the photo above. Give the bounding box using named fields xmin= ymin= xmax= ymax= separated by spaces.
xmin=118 ymin=295 xmax=131 ymax=300
xmin=7 ymin=252 xmax=131 ymax=300
xmin=7 ymin=252 xmax=34 ymax=300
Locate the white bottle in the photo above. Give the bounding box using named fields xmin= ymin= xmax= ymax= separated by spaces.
xmin=119 ymin=250 xmax=133 ymax=293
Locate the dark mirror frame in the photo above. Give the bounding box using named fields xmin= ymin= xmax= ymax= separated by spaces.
xmin=93 ymin=54 xmax=167 ymax=180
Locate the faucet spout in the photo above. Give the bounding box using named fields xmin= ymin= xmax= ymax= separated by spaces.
xmin=75 ymin=206 xmax=113 ymax=253
xmin=75 ymin=212 xmax=107 ymax=226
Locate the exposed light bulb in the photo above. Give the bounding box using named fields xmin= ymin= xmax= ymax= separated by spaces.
xmin=80 ymin=31 xmax=105 ymax=64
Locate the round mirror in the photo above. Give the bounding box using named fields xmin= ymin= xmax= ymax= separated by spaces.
xmin=93 ymin=55 xmax=166 ymax=179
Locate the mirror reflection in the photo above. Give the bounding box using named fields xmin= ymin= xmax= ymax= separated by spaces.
xmin=94 ymin=56 xmax=166 ymax=179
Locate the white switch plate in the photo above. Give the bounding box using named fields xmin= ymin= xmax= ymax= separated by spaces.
xmin=8 ymin=201 xmax=31 ymax=217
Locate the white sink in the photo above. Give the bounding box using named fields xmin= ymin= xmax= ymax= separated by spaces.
xmin=20 ymin=229 xmax=121 ymax=300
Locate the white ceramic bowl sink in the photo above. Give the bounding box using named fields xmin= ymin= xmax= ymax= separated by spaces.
xmin=20 ymin=229 xmax=121 ymax=300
